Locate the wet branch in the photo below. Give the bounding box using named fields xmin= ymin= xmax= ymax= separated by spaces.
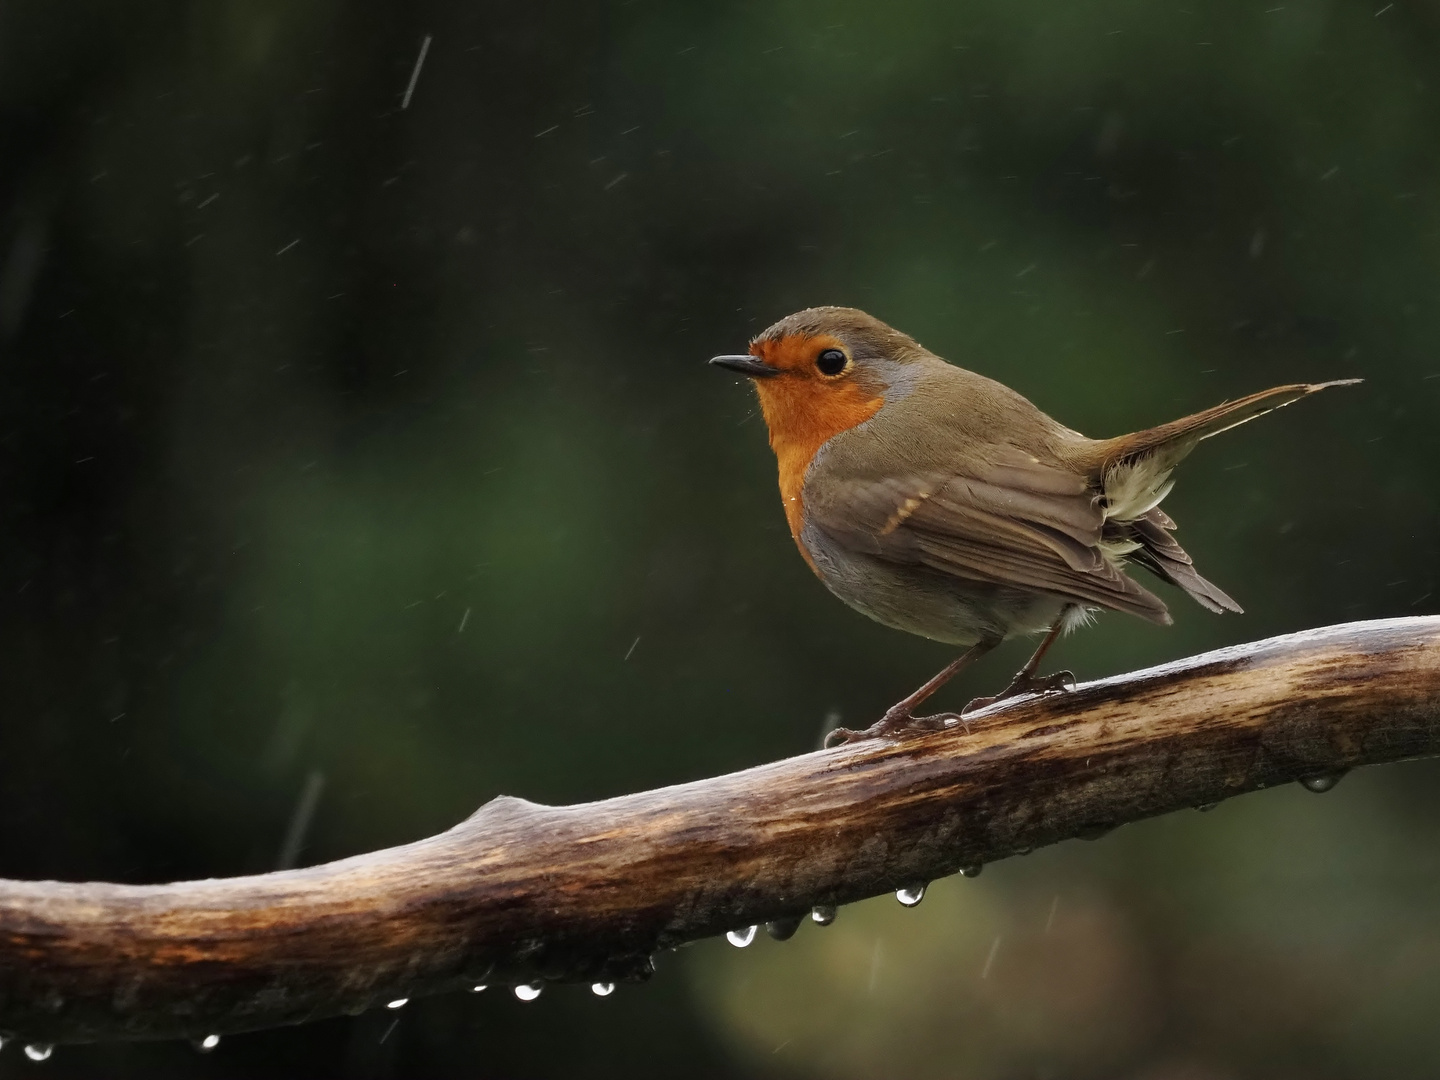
xmin=3 ymin=616 xmax=1439 ymax=1046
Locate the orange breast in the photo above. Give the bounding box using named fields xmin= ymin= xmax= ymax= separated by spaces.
xmin=750 ymin=334 xmax=884 ymax=573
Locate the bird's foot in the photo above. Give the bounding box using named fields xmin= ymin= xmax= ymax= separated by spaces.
xmin=823 ymin=707 xmax=970 ymax=748
xmin=962 ymin=669 xmax=1075 ymax=715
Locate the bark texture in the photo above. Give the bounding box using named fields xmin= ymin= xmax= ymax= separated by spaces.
xmin=3 ymin=616 xmax=1439 ymax=1045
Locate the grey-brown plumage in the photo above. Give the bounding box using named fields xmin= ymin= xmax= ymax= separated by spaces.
xmin=712 ymin=305 xmax=1359 ymax=740
xmin=794 ymin=312 xmax=1352 ymax=641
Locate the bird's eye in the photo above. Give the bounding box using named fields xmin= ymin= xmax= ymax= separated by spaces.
xmin=816 ymin=348 xmax=849 ymax=376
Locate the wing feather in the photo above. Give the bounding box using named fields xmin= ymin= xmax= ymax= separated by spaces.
xmin=806 ymin=446 xmax=1173 ymax=625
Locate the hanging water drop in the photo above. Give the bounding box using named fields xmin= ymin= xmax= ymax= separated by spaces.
xmin=726 ymin=925 xmax=758 ymax=948
xmin=24 ymin=1043 xmax=53 ymax=1062
xmin=591 ymin=982 xmax=615 ymax=997
xmin=470 ymin=984 xmax=488 ymax=993
xmin=514 ymin=983 xmax=543 ymax=1001
xmin=386 ymin=998 xmax=408 ymax=1010
xmin=766 ymin=915 xmax=803 ymax=941
xmin=1300 ymin=771 xmax=1347 ymax=794
xmin=895 ymin=882 xmax=927 ymax=907
xmin=810 ymin=904 xmax=837 ymax=926
xmin=960 ymin=864 xmax=983 ymax=878
xmin=194 ymin=1034 xmax=221 ymax=1052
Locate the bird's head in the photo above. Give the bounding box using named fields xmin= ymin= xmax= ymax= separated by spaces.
xmin=709 ymin=306 xmax=926 ymax=457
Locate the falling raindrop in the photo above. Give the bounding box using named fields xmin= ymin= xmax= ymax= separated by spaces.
xmin=810 ymin=905 xmax=837 ymax=926
xmin=895 ymin=882 xmax=927 ymax=907
xmin=726 ymin=925 xmax=758 ymax=948
xmin=1300 ymin=771 xmax=1347 ymax=794
xmin=514 ymin=983 xmax=543 ymax=1001
xmin=386 ymin=998 xmax=408 ymax=1010
xmin=470 ymin=984 xmax=488 ymax=993
xmin=591 ymin=982 xmax=615 ymax=997
xmin=960 ymin=864 xmax=983 ymax=878
xmin=24 ymin=1043 xmax=53 ymax=1062
xmin=765 ymin=915 xmax=803 ymax=941
xmin=193 ymin=1034 xmax=221 ymax=1053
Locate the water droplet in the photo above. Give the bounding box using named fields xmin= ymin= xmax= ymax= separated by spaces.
xmin=1300 ymin=771 xmax=1347 ymax=794
xmin=194 ymin=1034 xmax=220 ymax=1052
xmin=960 ymin=864 xmax=983 ymax=878
xmin=726 ymin=925 xmax=758 ymax=948
xmin=24 ymin=1043 xmax=53 ymax=1062
xmin=1196 ymin=801 xmax=1219 ymax=813
xmin=810 ymin=905 xmax=837 ymax=926
xmin=590 ymin=982 xmax=615 ymax=997
xmin=470 ymin=984 xmax=487 ymax=993
xmin=895 ymin=882 xmax=927 ymax=907
xmin=765 ymin=915 xmax=803 ymax=941
xmin=386 ymin=998 xmax=408 ymax=1010
xmin=514 ymin=983 xmax=543 ymax=1001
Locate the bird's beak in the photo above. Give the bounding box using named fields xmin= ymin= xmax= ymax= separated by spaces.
xmin=709 ymin=354 xmax=780 ymax=378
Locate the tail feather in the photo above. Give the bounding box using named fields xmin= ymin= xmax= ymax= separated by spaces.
xmin=1081 ymin=378 xmax=1358 ymax=617
xmin=1124 ymin=510 xmax=1242 ymax=614
xmin=1088 ymin=379 xmax=1361 ymax=471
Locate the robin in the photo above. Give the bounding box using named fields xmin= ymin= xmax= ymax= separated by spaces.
xmin=710 ymin=306 xmax=1358 ymax=746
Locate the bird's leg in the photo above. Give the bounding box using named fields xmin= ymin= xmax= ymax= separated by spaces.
xmin=824 ymin=639 xmax=999 ymax=748
xmin=962 ymin=608 xmax=1077 ymax=714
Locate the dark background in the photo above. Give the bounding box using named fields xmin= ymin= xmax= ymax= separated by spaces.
xmin=2 ymin=0 xmax=1438 ymax=1076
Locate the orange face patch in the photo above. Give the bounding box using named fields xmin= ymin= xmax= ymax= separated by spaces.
xmin=748 ymin=333 xmax=884 ymax=568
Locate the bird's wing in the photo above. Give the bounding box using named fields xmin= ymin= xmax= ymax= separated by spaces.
xmin=806 ymin=446 xmax=1173 ymax=625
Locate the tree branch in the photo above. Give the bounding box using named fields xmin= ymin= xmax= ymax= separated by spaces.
xmin=4 ymin=616 xmax=1439 ymax=1046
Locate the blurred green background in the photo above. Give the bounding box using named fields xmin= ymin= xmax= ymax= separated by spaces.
xmin=0 ymin=0 xmax=1437 ymax=1076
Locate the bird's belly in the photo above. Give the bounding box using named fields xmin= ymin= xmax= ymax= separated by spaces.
xmin=800 ymin=523 xmax=1064 ymax=646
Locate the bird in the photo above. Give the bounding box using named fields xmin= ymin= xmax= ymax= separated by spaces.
xmin=709 ymin=306 xmax=1358 ymax=746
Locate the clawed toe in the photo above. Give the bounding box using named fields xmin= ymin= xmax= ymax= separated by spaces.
xmin=823 ymin=711 xmax=970 ymax=748
xmin=962 ymin=669 xmax=1076 ymax=714
xmin=906 ymin=712 xmax=961 ymax=732
xmin=960 ymin=694 xmax=998 ymax=715
xmin=824 ymin=634 xmax=1077 ymax=747
xmin=1036 ymin=670 xmax=1076 ymax=693
xmin=823 ymin=726 xmax=869 ymax=748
